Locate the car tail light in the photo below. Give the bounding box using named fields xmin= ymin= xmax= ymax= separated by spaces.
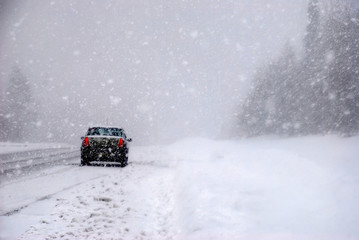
xmin=119 ymin=138 xmax=124 ymax=148
xmin=84 ymin=137 xmax=90 ymax=146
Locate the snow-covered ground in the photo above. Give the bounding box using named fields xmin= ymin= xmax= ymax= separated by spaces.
xmin=0 ymin=135 xmax=358 ymax=239
xmin=0 ymin=142 xmax=73 ymax=155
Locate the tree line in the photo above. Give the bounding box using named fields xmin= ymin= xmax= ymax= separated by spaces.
xmin=238 ymin=0 xmax=359 ymax=137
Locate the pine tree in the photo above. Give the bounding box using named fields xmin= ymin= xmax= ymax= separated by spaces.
xmin=237 ymin=44 xmax=297 ymax=136
xmin=2 ymin=66 xmax=36 ymax=142
xmin=319 ymin=4 xmax=359 ymax=135
xmin=304 ymin=0 xmax=320 ymax=57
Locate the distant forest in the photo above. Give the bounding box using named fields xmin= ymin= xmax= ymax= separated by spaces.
xmin=238 ymin=0 xmax=359 ymax=137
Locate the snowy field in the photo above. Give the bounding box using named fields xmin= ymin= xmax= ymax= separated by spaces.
xmin=0 ymin=135 xmax=358 ymax=240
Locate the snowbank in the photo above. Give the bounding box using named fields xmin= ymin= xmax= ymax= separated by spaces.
xmin=165 ymin=136 xmax=359 ymax=239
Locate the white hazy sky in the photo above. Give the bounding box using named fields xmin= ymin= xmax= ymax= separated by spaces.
xmin=0 ymin=0 xmax=308 ymax=144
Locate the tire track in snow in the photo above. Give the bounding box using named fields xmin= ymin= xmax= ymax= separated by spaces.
xmin=0 ymin=164 xmax=111 ymax=216
xmin=1 ymin=174 xmax=106 ymax=216
xmin=17 ymin=163 xmax=178 ymax=239
xmin=0 ymin=164 xmax=76 ymax=188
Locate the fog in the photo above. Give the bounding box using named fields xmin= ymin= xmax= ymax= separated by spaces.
xmin=0 ymin=0 xmax=307 ymax=145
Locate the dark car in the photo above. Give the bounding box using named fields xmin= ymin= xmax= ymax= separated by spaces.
xmin=80 ymin=126 xmax=132 ymax=167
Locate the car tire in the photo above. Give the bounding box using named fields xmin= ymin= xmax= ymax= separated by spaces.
xmin=81 ymin=158 xmax=89 ymax=166
xmin=120 ymin=156 xmax=128 ymax=167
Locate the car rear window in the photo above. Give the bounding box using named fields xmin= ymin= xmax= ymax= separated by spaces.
xmin=87 ymin=127 xmax=124 ymax=137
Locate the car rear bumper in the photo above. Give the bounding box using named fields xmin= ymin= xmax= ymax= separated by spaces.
xmin=81 ymin=147 xmax=128 ymax=162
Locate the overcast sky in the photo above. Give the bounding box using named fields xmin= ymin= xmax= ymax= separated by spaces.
xmin=0 ymin=0 xmax=307 ymax=144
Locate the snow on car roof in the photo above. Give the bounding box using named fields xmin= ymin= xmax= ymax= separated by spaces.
xmin=88 ymin=126 xmax=124 ymax=130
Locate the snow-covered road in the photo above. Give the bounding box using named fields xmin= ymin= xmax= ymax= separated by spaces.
xmin=1 ymin=136 xmax=358 ymax=239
